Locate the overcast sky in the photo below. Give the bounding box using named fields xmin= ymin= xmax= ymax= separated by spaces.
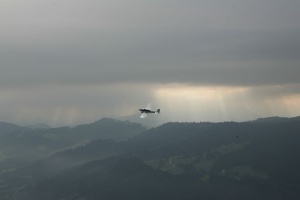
xmin=1 ymin=0 xmax=300 ymax=126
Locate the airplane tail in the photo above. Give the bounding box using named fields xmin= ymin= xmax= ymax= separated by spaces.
xmin=156 ymin=109 xmax=160 ymax=114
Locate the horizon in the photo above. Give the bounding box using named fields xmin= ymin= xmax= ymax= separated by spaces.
xmin=2 ymin=114 xmax=300 ymax=128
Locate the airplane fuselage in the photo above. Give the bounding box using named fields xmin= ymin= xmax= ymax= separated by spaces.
xmin=139 ymin=108 xmax=156 ymax=114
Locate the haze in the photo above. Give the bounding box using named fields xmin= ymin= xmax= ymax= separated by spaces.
xmin=1 ymin=0 xmax=300 ymax=126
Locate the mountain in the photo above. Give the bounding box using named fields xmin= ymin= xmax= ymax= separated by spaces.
xmin=251 ymin=116 xmax=300 ymax=123
xmin=118 ymin=113 xmax=164 ymax=128
xmin=0 ymin=118 xmax=145 ymax=161
xmin=0 ymin=118 xmax=146 ymax=200
xmin=0 ymin=118 xmax=145 ymax=177
xmin=0 ymin=122 xmax=24 ymax=135
xmin=27 ymin=123 xmax=52 ymax=129
xmin=36 ymin=155 xmax=208 ymax=200
xmin=1 ymin=117 xmax=300 ymax=200
xmin=72 ymin=118 xmax=145 ymax=141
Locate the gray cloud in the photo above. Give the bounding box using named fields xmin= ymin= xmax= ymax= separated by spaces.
xmin=1 ymin=0 xmax=300 ymax=125
xmin=0 ymin=84 xmax=156 ymax=126
xmin=1 ymin=28 xmax=299 ymax=87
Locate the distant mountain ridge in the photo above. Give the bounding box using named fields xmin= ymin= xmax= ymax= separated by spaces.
xmin=27 ymin=123 xmax=52 ymax=129
xmin=1 ymin=116 xmax=300 ymax=199
xmin=118 ymin=113 xmax=164 ymax=128
xmin=33 ymin=118 xmax=300 ymax=200
xmin=0 ymin=118 xmax=145 ymax=162
xmin=1 ymin=115 xmax=300 ymax=129
xmin=0 ymin=122 xmax=24 ymax=135
xmin=250 ymin=116 xmax=300 ymax=123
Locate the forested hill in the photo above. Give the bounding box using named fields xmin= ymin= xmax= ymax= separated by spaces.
xmin=1 ymin=117 xmax=300 ymax=199
xmin=0 ymin=118 xmax=145 ymax=161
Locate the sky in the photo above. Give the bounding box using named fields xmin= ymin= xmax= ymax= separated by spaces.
xmin=1 ymin=0 xmax=300 ymax=126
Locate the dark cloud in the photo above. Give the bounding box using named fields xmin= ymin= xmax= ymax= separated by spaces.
xmin=1 ymin=28 xmax=299 ymax=88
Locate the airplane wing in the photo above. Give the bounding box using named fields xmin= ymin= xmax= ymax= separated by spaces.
xmin=145 ymin=103 xmax=152 ymax=110
xmin=140 ymin=113 xmax=148 ymax=118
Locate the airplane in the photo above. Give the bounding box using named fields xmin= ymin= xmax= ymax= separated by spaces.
xmin=139 ymin=103 xmax=160 ymax=118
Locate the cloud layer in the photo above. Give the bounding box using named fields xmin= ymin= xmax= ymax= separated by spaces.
xmin=1 ymin=0 xmax=300 ymax=125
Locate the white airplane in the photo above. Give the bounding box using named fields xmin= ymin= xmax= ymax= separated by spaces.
xmin=139 ymin=103 xmax=160 ymax=118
